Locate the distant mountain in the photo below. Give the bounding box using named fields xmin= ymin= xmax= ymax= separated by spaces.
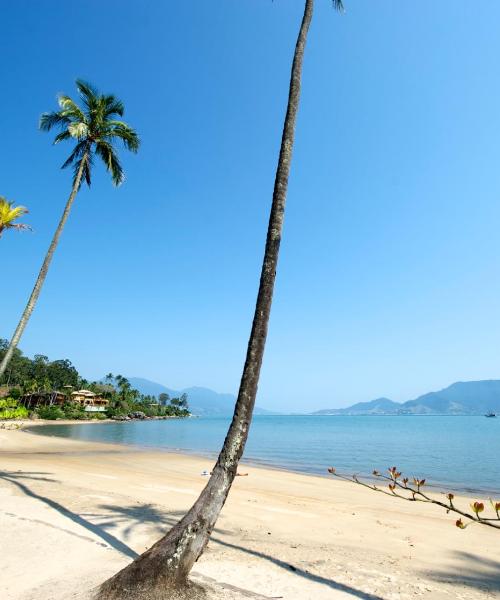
xmin=126 ymin=377 xmax=177 ymax=398
xmin=402 ymin=380 xmax=500 ymax=415
xmin=126 ymin=377 xmax=276 ymax=416
xmin=312 ymin=380 xmax=500 ymax=416
xmin=314 ymin=397 xmax=400 ymax=416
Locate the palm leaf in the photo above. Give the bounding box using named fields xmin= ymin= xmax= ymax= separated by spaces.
xmin=68 ymin=122 xmax=89 ymax=140
xmin=58 ymin=95 xmax=86 ymax=122
xmin=76 ymin=80 xmax=99 ymax=111
xmin=39 ymin=111 xmax=70 ymax=132
xmin=103 ymin=121 xmax=140 ymax=152
xmin=82 ymin=154 xmax=92 ymax=187
xmin=103 ymin=95 xmax=124 ymax=117
xmin=95 ymin=141 xmax=124 ymax=186
xmin=72 ymin=153 xmax=93 ymax=189
xmin=53 ymin=130 xmax=72 ymax=145
xmin=61 ymin=141 xmax=88 ymax=170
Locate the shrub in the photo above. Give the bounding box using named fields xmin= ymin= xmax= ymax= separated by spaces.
xmin=9 ymin=388 xmax=21 ymax=400
xmin=61 ymin=403 xmax=87 ymax=420
xmin=36 ymin=405 xmax=65 ymax=420
xmin=89 ymin=412 xmax=106 ymax=420
xmin=0 ymin=398 xmax=29 ymax=420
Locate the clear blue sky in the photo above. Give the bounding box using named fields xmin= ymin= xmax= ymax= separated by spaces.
xmin=2 ymin=1 xmax=500 ymax=412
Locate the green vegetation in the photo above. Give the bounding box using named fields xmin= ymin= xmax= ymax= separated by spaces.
xmin=0 ymin=339 xmax=80 ymax=390
xmin=0 ymin=196 xmax=30 ymax=238
xmin=0 ymin=398 xmax=28 ymax=420
xmin=0 ymin=340 xmax=189 ymax=420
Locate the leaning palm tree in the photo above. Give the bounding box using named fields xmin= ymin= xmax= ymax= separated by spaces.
xmin=99 ymin=1 xmax=343 ymax=598
xmin=0 ymin=197 xmax=30 ymax=238
xmin=0 ymin=80 xmax=139 ymax=380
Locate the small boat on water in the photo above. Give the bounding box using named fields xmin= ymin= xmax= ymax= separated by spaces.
xmin=485 ymin=412 xmax=497 ymax=418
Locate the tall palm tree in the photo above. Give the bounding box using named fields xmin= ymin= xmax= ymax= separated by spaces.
xmin=0 ymin=197 xmax=30 ymax=237
xmin=99 ymin=1 xmax=343 ymax=598
xmin=0 ymin=80 xmax=139 ymax=380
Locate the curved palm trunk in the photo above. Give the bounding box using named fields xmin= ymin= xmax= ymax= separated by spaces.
xmin=98 ymin=2 xmax=315 ymax=598
xmin=0 ymin=154 xmax=88 ymax=380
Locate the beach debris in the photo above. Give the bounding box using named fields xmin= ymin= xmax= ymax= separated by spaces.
xmin=201 ymin=470 xmax=209 ymax=477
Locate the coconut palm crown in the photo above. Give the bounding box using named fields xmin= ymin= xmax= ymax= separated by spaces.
xmin=39 ymin=79 xmax=139 ymax=188
xmin=0 ymin=197 xmax=30 ymax=237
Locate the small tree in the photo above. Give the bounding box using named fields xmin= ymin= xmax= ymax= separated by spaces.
xmin=178 ymin=393 xmax=188 ymax=409
xmin=158 ymin=392 xmax=170 ymax=406
xmin=328 ymin=466 xmax=500 ymax=531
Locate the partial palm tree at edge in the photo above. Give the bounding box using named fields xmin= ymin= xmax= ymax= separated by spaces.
xmin=98 ymin=1 xmax=344 ymax=598
xmin=0 ymin=197 xmax=30 ymax=238
xmin=0 ymin=80 xmax=139 ymax=380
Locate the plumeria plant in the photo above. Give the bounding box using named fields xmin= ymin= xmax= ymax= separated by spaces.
xmin=327 ymin=466 xmax=500 ymax=531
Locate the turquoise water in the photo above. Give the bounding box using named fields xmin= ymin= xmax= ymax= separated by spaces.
xmin=34 ymin=415 xmax=500 ymax=494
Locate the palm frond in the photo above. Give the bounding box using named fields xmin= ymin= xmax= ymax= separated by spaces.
xmin=53 ymin=130 xmax=71 ymax=145
xmin=103 ymin=95 xmax=124 ymax=117
xmin=95 ymin=141 xmax=124 ymax=186
xmin=72 ymin=153 xmax=93 ymax=190
xmin=68 ymin=121 xmax=90 ymax=140
xmin=57 ymin=95 xmax=86 ymax=122
xmin=82 ymin=154 xmax=92 ymax=187
xmin=332 ymin=0 xmax=344 ymax=11
xmin=76 ymin=79 xmax=99 ymax=111
xmin=39 ymin=111 xmax=70 ymax=132
xmin=61 ymin=141 xmax=88 ymax=170
xmin=103 ymin=121 xmax=140 ymax=153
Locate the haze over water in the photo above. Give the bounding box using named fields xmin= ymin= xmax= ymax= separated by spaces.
xmin=35 ymin=415 xmax=500 ymax=494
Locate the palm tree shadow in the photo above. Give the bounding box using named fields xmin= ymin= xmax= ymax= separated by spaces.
xmin=82 ymin=503 xmax=185 ymax=541
xmin=210 ymin=538 xmax=383 ymax=600
xmin=424 ymin=551 xmax=500 ymax=594
xmin=96 ymin=503 xmax=384 ymax=600
xmin=90 ymin=503 xmax=234 ymax=541
xmin=0 ymin=470 xmax=138 ymax=559
xmin=1 ymin=475 xmax=383 ymax=600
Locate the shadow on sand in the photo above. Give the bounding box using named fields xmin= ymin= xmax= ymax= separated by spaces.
xmin=0 ymin=470 xmax=138 ymax=559
xmin=2 ymin=469 xmax=391 ymax=599
xmin=423 ymin=550 xmax=500 ymax=594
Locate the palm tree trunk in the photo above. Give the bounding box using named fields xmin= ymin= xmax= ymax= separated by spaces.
xmin=98 ymin=2 xmax=315 ymax=598
xmin=0 ymin=154 xmax=89 ymax=380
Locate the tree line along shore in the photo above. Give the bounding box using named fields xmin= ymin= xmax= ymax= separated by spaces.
xmin=0 ymin=339 xmax=190 ymax=421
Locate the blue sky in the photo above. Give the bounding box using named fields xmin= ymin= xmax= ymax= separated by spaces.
xmin=2 ymin=1 xmax=500 ymax=412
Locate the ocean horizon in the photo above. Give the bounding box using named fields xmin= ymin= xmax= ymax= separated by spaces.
xmin=33 ymin=414 xmax=500 ymax=495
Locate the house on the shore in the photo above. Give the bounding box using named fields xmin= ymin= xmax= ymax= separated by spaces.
xmin=20 ymin=390 xmax=67 ymax=409
xmin=71 ymin=390 xmax=109 ymax=412
xmin=20 ymin=389 xmax=109 ymax=413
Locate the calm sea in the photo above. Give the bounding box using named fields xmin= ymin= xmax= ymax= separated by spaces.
xmin=33 ymin=415 xmax=500 ymax=494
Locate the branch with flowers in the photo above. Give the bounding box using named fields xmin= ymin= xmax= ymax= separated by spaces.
xmin=327 ymin=466 xmax=500 ymax=531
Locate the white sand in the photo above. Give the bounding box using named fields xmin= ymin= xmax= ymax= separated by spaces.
xmin=0 ymin=424 xmax=499 ymax=600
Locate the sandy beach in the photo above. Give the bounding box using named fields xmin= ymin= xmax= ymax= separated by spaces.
xmin=1 ymin=424 xmax=499 ymax=600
